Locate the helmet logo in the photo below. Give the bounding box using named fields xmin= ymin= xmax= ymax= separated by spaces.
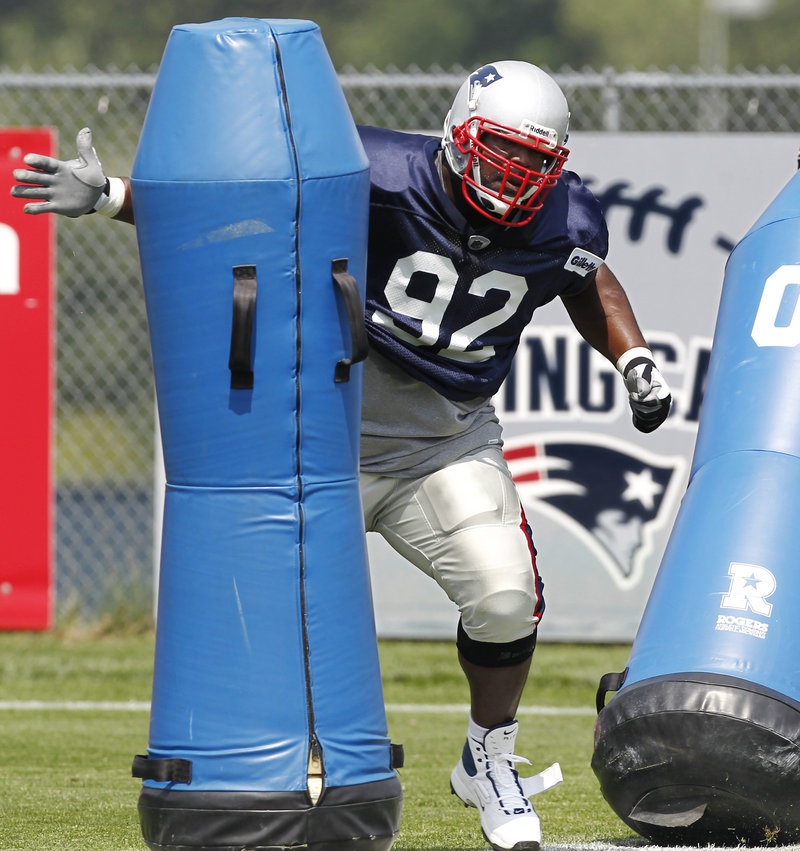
xmin=519 ymin=119 xmax=558 ymax=147
xmin=468 ymin=64 xmax=504 ymax=110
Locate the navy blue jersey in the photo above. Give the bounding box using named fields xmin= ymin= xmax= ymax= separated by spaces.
xmin=359 ymin=125 xmax=609 ymax=401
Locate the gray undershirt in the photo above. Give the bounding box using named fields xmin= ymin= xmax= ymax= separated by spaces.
xmin=359 ymin=346 xmax=503 ymax=478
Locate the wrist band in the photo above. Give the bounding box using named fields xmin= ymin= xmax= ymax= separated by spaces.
xmin=615 ymin=346 xmax=654 ymax=376
xmin=91 ymin=177 xmax=126 ymax=218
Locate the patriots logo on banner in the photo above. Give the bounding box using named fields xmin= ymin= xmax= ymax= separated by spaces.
xmin=468 ymin=64 xmax=504 ymax=104
xmin=505 ymin=433 xmax=685 ymax=589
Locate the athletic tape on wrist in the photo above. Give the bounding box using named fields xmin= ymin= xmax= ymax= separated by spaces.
xmin=92 ymin=177 xmax=126 ymax=218
xmin=616 ymin=346 xmax=654 ymax=376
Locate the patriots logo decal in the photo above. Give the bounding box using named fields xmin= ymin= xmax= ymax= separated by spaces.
xmin=505 ymin=433 xmax=685 ymax=589
xmin=468 ymin=64 xmax=504 ymax=105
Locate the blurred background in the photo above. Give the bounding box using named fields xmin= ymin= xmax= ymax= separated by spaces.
xmin=0 ymin=0 xmax=794 ymax=72
xmin=0 ymin=0 xmax=797 ymax=629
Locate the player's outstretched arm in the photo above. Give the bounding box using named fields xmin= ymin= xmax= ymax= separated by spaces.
xmin=562 ymin=263 xmax=671 ymax=433
xmin=11 ymin=127 xmax=133 ymax=223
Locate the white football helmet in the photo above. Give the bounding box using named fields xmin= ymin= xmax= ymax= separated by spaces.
xmin=442 ymin=61 xmax=570 ymax=226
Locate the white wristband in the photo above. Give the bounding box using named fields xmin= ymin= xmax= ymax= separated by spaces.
xmin=92 ymin=177 xmax=126 ymax=218
xmin=615 ymin=347 xmax=654 ymax=375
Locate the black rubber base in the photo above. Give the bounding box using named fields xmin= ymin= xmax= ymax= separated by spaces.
xmin=592 ymin=673 xmax=800 ymax=846
xmin=138 ymin=776 xmax=403 ymax=850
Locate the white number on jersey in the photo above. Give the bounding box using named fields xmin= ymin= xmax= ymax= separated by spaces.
xmin=371 ymin=250 xmax=528 ymax=363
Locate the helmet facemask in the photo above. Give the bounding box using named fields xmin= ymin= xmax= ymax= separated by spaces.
xmin=451 ymin=117 xmax=569 ymax=227
xmin=442 ymin=61 xmax=571 ymax=227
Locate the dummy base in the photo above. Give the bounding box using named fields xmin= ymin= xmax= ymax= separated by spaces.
xmin=138 ymin=777 xmax=403 ymax=851
xmin=592 ymin=673 xmax=800 ymax=846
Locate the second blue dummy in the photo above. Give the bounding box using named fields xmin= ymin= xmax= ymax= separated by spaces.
xmin=592 ymin=169 xmax=800 ymax=845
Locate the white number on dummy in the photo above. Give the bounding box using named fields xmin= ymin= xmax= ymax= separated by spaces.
xmin=371 ymin=250 xmax=528 ymax=362
xmin=0 ymin=223 xmax=20 ymax=295
xmin=751 ymin=264 xmax=800 ymax=348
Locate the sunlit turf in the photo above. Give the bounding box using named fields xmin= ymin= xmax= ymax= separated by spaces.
xmin=0 ymin=631 xmax=636 ymax=850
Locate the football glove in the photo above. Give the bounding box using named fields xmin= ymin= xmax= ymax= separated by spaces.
xmin=11 ymin=127 xmax=118 ymax=217
xmin=617 ymin=347 xmax=672 ymax=434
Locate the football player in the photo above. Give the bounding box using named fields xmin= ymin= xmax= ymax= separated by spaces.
xmin=12 ymin=60 xmax=671 ymax=851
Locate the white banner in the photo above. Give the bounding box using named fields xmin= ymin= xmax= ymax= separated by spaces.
xmin=368 ymin=133 xmax=800 ymax=641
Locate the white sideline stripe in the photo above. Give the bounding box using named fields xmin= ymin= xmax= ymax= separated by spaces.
xmin=546 ymin=846 xmax=736 ymax=851
xmin=546 ymin=846 xmax=800 ymax=851
xmin=387 ymin=703 xmax=596 ymax=716
xmin=0 ymin=700 xmax=595 ymax=716
xmin=0 ymin=700 xmax=151 ymax=711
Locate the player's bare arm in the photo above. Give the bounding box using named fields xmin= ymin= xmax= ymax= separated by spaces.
xmin=560 ymin=263 xmax=646 ymax=363
xmin=562 ymin=264 xmax=672 ymax=432
xmin=115 ymin=177 xmax=135 ymax=224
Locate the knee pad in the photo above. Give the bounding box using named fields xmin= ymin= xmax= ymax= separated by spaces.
xmin=462 ymin=585 xmax=544 ymax=644
xmin=457 ymin=618 xmax=537 ymax=668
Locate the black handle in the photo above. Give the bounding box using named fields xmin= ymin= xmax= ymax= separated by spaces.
xmin=229 ymin=265 xmax=257 ymax=390
xmin=132 ymin=753 xmax=192 ymax=784
xmin=331 ymin=258 xmax=368 ymax=383
xmin=595 ymin=668 xmax=628 ymax=713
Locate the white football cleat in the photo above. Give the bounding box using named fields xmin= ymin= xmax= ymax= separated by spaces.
xmin=450 ymin=720 xmax=562 ymax=851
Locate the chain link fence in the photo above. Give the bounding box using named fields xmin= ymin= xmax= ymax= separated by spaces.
xmin=2 ymin=66 xmax=799 ymax=624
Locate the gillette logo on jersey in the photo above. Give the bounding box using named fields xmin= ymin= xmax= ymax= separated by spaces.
xmin=565 ymin=247 xmax=601 ymax=277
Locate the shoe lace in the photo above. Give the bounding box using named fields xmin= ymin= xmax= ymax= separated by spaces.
xmin=485 ymin=751 xmax=534 ymax=814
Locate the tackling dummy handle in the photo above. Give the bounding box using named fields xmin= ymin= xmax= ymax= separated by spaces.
xmin=332 ymin=258 xmax=368 ymax=382
xmin=229 ymin=265 xmax=257 ymax=390
xmin=228 ymin=258 xmax=369 ymax=390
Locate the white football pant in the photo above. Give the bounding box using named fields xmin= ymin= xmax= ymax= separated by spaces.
xmin=360 ymin=446 xmax=543 ymax=644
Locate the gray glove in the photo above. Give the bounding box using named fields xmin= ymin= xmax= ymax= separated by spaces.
xmin=11 ymin=127 xmax=108 ymax=217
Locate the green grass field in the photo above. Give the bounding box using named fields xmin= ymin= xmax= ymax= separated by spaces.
xmin=0 ymin=631 xmax=675 ymax=849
